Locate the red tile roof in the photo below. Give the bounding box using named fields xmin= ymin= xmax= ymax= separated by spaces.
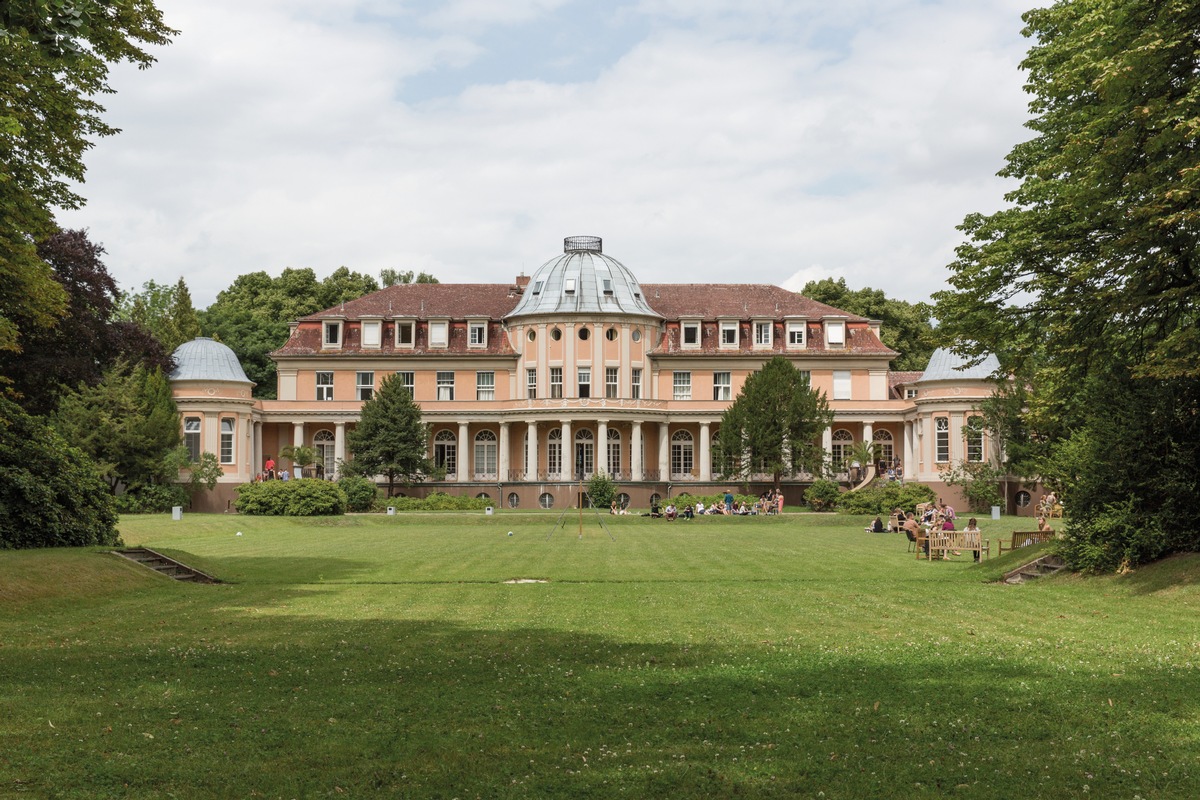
xmin=640 ymin=284 xmax=866 ymax=321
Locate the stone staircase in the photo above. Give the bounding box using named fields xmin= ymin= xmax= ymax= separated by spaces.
xmin=1003 ymin=553 xmax=1068 ymax=584
xmin=113 ymin=548 xmax=219 ymax=584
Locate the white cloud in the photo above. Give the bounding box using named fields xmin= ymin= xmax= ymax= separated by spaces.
xmin=59 ymin=0 xmax=1036 ymax=308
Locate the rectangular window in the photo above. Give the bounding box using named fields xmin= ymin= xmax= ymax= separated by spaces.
xmin=787 ymin=321 xmax=805 ymax=347
xmin=720 ymin=321 xmax=738 ymax=348
xmin=356 ymin=371 xmax=374 ymax=401
xmin=550 ymin=367 xmax=563 ymax=399
xmin=578 ymin=367 xmax=591 ymax=398
xmin=526 ymin=367 xmax=537 ymax=399
xmin=437 ymin=371 xmax=454 ymax=401
xmin=184 ymin=417 xmax=201 ymax=462
xmin=905 ymin=388 xmax=918 ymax=399
xmin=713 ymin=371 xmax=731 ymax=401
xmin=476 ymin=371 xmax=495 ymax=401
xmin=397 ymin=371 xmax=415 ymax=397
xmin=754 ymin=321 xmax=772 ymax=347
xmin=396 ymin=320 xmax=415 ymax=347
xmin=219 ymin=418 xmax=235 ymax=464
xmin=833 ymin=370 xmax=851 ymax=400
xmin=361 ymin=320 xmax=381 ymax=349
xmin=429 ymin=321 xmax=448 ymax=348
xmin=682 ymin=321 xmax=700 ymax=348
xmin=316 ymin=371 xmax=333 ymax=401
xmin=936 ymin=417 xmax=950 ymax=463
xmin=826 ymin=320 xmax=845 ymax=346
xmin=468 ymin=321 xmax=487 ymax=347
xmin=323 ymin=321 xmax=341 ymax=347
xmin=673 ymin=371 xmax=692 ymax=401
xmin=798 ymin=369 xmax=812 ymax=385
xmin=966 ymin=416 xmax=985 ymax=462
xmin=631 ymin=368 xmax=642 ymax=400
xmin=605 ymin=367 xmax=619 ymax=399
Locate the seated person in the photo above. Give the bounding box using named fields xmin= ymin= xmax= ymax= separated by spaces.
xmin=963 ymin=517 xmax=983 ymax=562
xmin=1037 ymin=516 xmax=1053 ymax=532
xmin=664 ymin=503 xmax=677 ymax=521
xmin=695 ymin=501 xmax=706 ymax=515
xmin=610 ymin=499 xmax=620 ymax=515
xmin=682 ymin=504 xmax=694 ymax=520
xmin=736 ymin=501 xmax=750 ymax=515
xmin=866 ymin=516 xmax=885 ymax=533
xmin=649 ymin=502 xmax=662 ymax=518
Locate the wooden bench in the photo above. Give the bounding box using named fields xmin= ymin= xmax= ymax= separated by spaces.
xmin=927 ymin=531 xmax=989 ymax=561
xmin=998 ymin=530 xmax=1055 ymax=554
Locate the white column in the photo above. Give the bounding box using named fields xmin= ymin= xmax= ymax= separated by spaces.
xmin=293 ymin=422 xmax=304 ymax=474
xmin=862 ymin=422 xmax=874 ymax=473
xmin=822 ymin=426 xmax=833 ymax=466
xmin=699 ymin=421 xmax=711 ymax=481
xmin=253 ymin=421 xmax=263 ymax=477
xmin=631 ymin=421 xmax=643 ymax=481
xmin=904 ymin=421 xmax=915 ymax=479
xmin=526 ymin=421 xmax=538 ymax=481
xmin=564 ymin=324 xmax=576 ymax=398
xmin=950 ymin=412 xmax=963 ymax=464
xmin=537 ymin=323 xmax=547 ymax=397
xmin=592 ymin=323 xmax=603 ymax=392
xmin=498 ymin=421 xmax=510 ymax=482
xmin=457 ymin=421 xmax=469 ymax=482
xmin=334 ymin=422 xmax=346 ymax=479
xmin=203 ymin=411 xmax=219 ymax=454
xmin=620 ymin=323 xmax=631 ymax=397
xmin=658 ymin=421 xmax=670 ymax=480
xmin=561 ymin=420 xmax=573 ymax=480
xmin=597 ymin=420 xmax=608 ymax=475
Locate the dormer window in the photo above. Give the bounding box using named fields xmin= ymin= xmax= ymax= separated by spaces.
xmin=602 ymin=278 xmax=613 ymax=294
xmin=682 ymin=320 xmax=701 ymax=349
xmin=361 ymin=319 xmax=381 ymax=349
xmin=468 ymin=320 xmax=487 ymax=348
xmin=753 ymin=320 xmax=772 ymax=348
xmin=532 ymin=281 xmax=543 ymax=295
xmin=323 ymin=320 xmax=342 ymax=349
xmin=395 ymin=319 xmax=415 ymax=348
xmin=429 ymin=319 xmax=449 ymax=348
xmin=564 ymin=278 xmax=576 ymax=294
xmin=719 ymin=320 xmax=738 ymax=348
xmin=786 ymin=319 xmax=806 ymax=349
xmin=826 ymin=320 xmax=846 ymax=347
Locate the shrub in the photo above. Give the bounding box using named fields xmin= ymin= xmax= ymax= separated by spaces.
xmin=235 ymin=479 xmax=346 ymax=516
xmin=383 ymin=492 xmax=494 ymax=512
xmin=338 ymin=475 xmax=380 ymax=512
xmin=115 ymin=483 xmax=188 ymax=514
xmin=0 ymin=397 xmax=120 ymax=548
xmin=587 ymin=471 xmax=617 ymax=510
xmin=804 ymin=479 xmax=842 ymax=511
xmin=836 ymin=481 xmax=937 ymax=516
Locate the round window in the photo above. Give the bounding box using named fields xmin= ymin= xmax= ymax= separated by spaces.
xmin=605 ymin=327 xmax=618 ymax=341
xmin=527 ymin=330 xmax=536 ymax=342
xmin=617 ymin=492 xmax=630 ymax=509
xmin=649 ymin=492 xmax=661 ymax=507
xmin=539 ymin=492 xmax=555 ymax=509
xmin=507 ymin=492 xmax=520 ymax=508
xmin=578 ymin=326 xmax=590 ymax=341
xmin=631 ymin=329 xmax=642 ymax=342
xmin=1015 ymin=490 xmax=1031 ymax=508
xmin=551 ymin=328 xmax=562 ymax=341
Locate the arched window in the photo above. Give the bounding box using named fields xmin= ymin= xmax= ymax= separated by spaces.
xmin=539 ymin=491 xmax=555 ymax=509
xmin=575 ymin=428 xmax=594 ymax=479
xmin=547 ymin=428 xmax=562 ymax=478
xmin=616 ymin=492 xmax=630 ymax=509
xmin=873 ymin=429 xmax=894 ymax=467
xmin=314 ymin=430 xmax=335 ymax=478
xmin=507 ymin=492 xmax=520 ymax=508
xmin=935 ymin=417 xmax=950 ymax=463
xmin=965 ymin=416 xmax=985 ymax=462
xmin=184 ymin=417 xmax=201 ymax=462
xmin=831 ymin=429 xmax=853 ymax=471
xmin=606 ymin=428 xmax=622 ymax=478
xmin=433 ymin=429 xmax=457 ymax=476
xmin=671 ymin=429 xmax=694 ymax=477
xmin=475 ymin=492 xmax=491 ymax=500
xmin=474 ymin=429 xmax=497 ymax=479
xmin=220 ymin=418 xmax=235 ymax=464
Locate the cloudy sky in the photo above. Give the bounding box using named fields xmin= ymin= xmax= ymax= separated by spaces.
xmin=60 ymin=0 xmax=1041 ymax=309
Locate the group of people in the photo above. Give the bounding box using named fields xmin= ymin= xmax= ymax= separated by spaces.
xmin=649 ymin=489 xmax=784 ymax=520
xmin=257 ymin=456 xmax=323 ymax=483
xmin=885 ymin=499 xmax=984 ymax=561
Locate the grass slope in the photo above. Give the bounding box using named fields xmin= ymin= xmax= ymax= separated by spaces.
xmin=2 ymin=512 xmax=1198 ymax=798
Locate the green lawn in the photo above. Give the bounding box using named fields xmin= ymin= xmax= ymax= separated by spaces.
xmin=2 ymin=512 xmax=1198 ymax=798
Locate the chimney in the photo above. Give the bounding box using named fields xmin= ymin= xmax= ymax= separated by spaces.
xmin=515 ymin=274 xmax=530 ymax=288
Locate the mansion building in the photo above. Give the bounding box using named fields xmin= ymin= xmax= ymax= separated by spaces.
xmin=170 ymin=236 xmax=1009 ymax=512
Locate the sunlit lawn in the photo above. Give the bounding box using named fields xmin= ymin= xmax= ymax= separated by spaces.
xmin=2 ymin=511 xmax=1198 ymax=798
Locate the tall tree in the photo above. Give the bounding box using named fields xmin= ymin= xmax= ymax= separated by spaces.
xmin=801 ymin=277 xmax=936 ymax=371
xmin=380 ymin=268 xmax=439 ymax=287
xmin=712 ymin=357 xmax=834 ymax=492
xmin=54 ymin=363 xmax=182 ymax=492
xmin=0 ymin=1 xmax=174 ymax=354
xmin=344 ymin=373 xmax=430 ymax=497
xmin=318 ymin=267 xmax=379 ymax=309
xmin=933 ymin=0 xmax=1200 ymax=570
xmin=121 ymin=277 xmax=202 ymax=353
xmin=0 ymin=229 xmax=171 ymax=415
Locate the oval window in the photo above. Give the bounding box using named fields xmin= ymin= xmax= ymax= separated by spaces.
xmin=631 ymin=329 xmax=642 ymax=343
xmin=605 ymin=327 xmax=618 ymax=341
xmin=527 ymin=330 xmax=536 ymax=342
xmin=578 ymin=327 xmax=590 ymax=341
xmin=551 ymin=328 xmax=562 ymax=341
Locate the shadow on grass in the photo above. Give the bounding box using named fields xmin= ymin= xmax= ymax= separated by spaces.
xmin=153 ymin=551 xmax=378 ymax=585
xmin=3 ymin=589 xmax=1194 ymax=799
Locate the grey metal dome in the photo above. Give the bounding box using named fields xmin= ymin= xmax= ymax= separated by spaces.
xmin=918 ymin=348 xmax=1000 ymax=382
xmin=506 ymin=236 xmax=661 ymax=318
xmin=169 ymin=337 xmax=253 ymax=384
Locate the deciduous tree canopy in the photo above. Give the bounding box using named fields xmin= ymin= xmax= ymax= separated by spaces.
xmin=801 ymin=278 xmax=936 ymax=372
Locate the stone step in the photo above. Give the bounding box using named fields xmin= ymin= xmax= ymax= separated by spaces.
xmin=113 ymin=548 xmax=219 ymax=584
